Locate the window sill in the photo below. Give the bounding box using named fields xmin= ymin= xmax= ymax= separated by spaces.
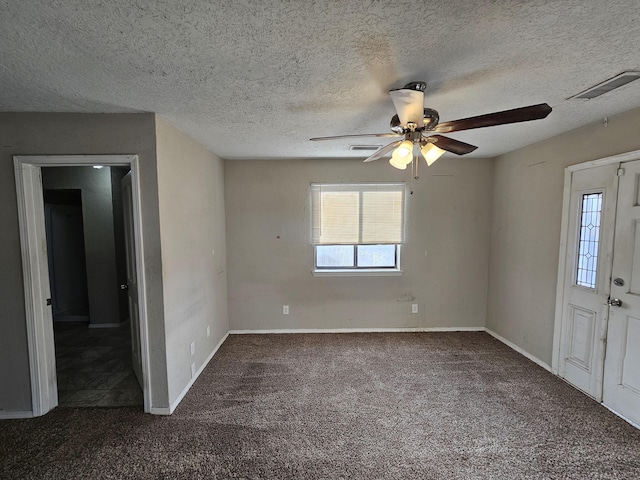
xmin=312 ymin=269 xmax=403 ymax=277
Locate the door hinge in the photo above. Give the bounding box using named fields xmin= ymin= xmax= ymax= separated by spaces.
xmin=46 ymin=298 xmax=52 ymax=306
xmin=617 ymin=168 xmax=625 ymax=176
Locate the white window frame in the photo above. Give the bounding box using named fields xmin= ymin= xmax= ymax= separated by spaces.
xmin=311 ymin=182 xmax=406 ymax=277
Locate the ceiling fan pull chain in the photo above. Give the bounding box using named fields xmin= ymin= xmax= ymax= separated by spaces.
xmin=409 ymin=165 xmax=414 ymax=195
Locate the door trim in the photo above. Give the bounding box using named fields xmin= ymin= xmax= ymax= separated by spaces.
xmin=14 ymin=155 xmax=152 ymax=415
xmin=553 ymin=148 xmax=640 ymax=375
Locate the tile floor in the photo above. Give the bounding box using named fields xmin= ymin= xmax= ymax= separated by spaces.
xmin=54 ymin=322 xmax=143 ymax=408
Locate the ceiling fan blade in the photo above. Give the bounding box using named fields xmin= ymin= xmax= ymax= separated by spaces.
xmin=427 ymin=135 xmax=478 ymax=155
xmin=389 ymin=88 xmax=425 ymax=128
xmin=434 ymin=103 xmax=552 ymax=133
xmin=310 ymin=133 xmax=402 ymax=141
xmin=362 ymin=140 xmax=402 ymax=163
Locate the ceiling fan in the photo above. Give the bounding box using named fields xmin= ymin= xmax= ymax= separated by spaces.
xmin=310 ymin=81 xmax=552 ymax=170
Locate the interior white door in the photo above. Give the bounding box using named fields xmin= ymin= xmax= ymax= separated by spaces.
xmin=558 ymin=163 xmax=619 ymax=399
xmin=603 ymin=159 xmax=640 ymax=426
xmin=122 ymin=172 xmax=143 ymax=388
xmin=16 ymin=163 xmax=60 ymax=415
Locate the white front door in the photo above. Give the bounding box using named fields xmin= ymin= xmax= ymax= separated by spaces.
xmin=603 ymin=160 xmax=640 ymax=426
xmin=558 ymin=164 xmax=619 ymax=399
xmin=122 ymin=172 xmax=143 ymax=388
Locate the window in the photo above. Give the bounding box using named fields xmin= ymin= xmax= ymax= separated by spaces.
xmin=575 ymin=192 xmax=603 ymax=289
xmin=311 ymin=183 xmax=405 ymax=275
xmin=315 ymin=244 xmax=398 ymax=268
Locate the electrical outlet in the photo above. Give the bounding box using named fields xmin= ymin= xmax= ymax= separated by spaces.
xmin=206 ymin=326 xmax=211 ymax=338
xmin=190 ymin=363 xmax=196 ymax=378
xmin=283 ymin=305 xmax=289 ymax=315
xmin=190 ymin=341 xmax=195 ymax=356
xmin=412 ymin=304 xmax=419 ymax=314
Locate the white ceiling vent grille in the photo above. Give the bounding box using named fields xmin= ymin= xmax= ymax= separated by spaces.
xmin=569 ymin=71 xmax=640 ymax=100
xmin=350 ymin=145 xmax=382 ymax=151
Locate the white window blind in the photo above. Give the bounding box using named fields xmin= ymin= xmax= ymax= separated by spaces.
xmin=311 ymin=183 xmax=405 ymax=245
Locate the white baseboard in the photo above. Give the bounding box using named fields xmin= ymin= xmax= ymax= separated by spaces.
xmin=484 ymin=328 xmax=552 ymax=372
xmin=149 ymin=407 xmax=171 ymax=415
xmin=229 ymin=326 xmax=485 ymax=335
xmin=603 ymin=404 xmax=640 ymax=430
xmin=166 ymin=331 xmax=230 ymax=415
xmin=0 ymin=410 xmax=34 ymax=419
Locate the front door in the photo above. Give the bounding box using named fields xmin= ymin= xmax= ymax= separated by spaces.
xmin=602 ymin=160 xmax=640 ymax=426
xmin=558 ymin=158 xmax=640 ymax=427
xmin=557 ymin=163 xmax=619 ymax=399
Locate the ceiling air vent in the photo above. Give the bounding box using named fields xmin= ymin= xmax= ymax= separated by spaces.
xmin=569 ymin=71 xmax=640 ymax=100
xmin=350 ymin=145 xmax=381 ymax=151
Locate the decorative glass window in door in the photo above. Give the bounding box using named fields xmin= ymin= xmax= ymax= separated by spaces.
xmin=576 ymin=192 xmax=603 ymax=289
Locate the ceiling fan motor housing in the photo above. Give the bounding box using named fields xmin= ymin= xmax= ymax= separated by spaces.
xmin=390 ymin=108 xmax=440 ymax=133
xmin=403 ymin=81 xmax=427 ymax=92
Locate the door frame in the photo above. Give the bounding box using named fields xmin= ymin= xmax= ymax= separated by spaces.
xmin=14 ymin=155 xmax=151 ymax=415
xmin=553 ymin=148 xmax=640 ymax=375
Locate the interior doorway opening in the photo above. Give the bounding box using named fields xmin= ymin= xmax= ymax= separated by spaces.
xmin=14 ymin=155 xmax=151 ymax=416
xmin=41 ymin=165 xmax=142 ymax=407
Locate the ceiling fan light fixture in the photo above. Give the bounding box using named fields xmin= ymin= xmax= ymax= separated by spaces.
xmin=389 ymin=156 xmax=408 ymax=170
xmin=391 ymin=140 xmax=414 ymax=165
xmin=420 ymin=141 xmax=445 ymax=166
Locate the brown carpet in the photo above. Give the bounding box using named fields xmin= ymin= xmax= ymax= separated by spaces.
xmin=1 ymin=332 xmax=639 ymax=479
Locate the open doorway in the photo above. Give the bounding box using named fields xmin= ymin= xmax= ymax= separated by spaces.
xmin=14 ymin=155 xmax=151 ymax=416
xmin=42 ymin=166 xmax=142 ymax=407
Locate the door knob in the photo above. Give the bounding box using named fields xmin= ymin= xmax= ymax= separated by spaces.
xmin=120 ymin=284 xmax=129 ymax=290
xmin=607 ymin=298 xmax=622 ymax=307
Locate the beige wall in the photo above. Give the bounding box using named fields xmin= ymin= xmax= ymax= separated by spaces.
xmin=0 ymin=113 xmax=170 ymax=413
xmin=225 ymin=157 xmax=493 ymax=331
xmin=487 ymin=106 xmax=640 ymax=365
xmin=155 ymin=117 xmax=228 ymax=408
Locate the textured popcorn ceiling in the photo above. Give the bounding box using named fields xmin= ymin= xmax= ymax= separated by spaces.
xmin=2 ymin=1 xmax=640 ymax=159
